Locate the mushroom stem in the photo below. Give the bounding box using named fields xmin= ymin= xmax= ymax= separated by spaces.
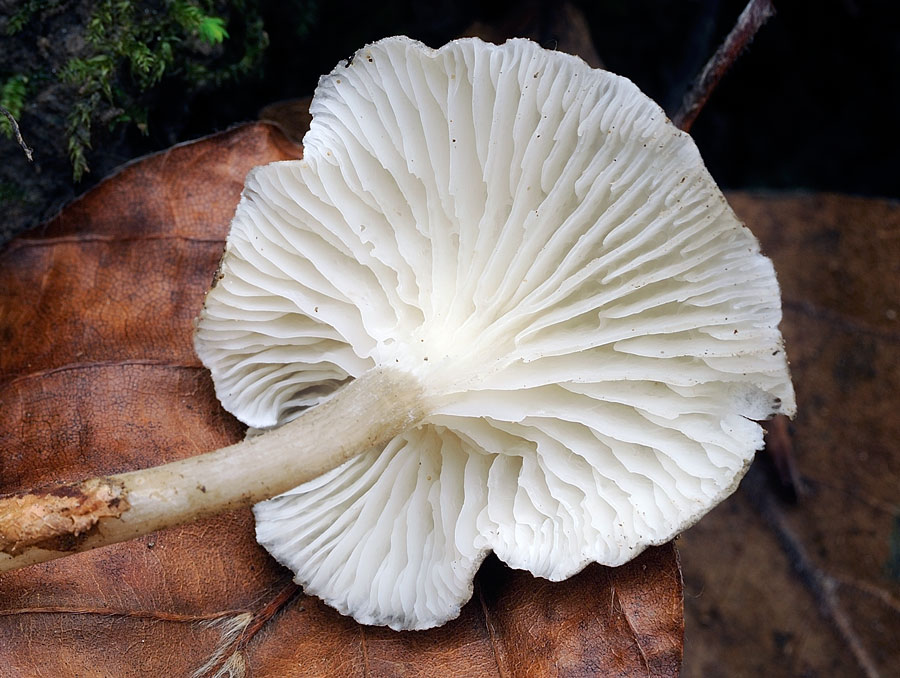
xmin=0 ymin=367 xmax=426 ymax=574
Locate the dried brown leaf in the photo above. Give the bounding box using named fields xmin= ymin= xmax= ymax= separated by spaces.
xmin=0 ymin=124 xmax=683 ymax=677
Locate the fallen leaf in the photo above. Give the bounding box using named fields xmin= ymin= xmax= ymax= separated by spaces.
xmin=0 ymin=123 xmax=683 ymax=677
xmin=681 ymin=193 xmax=900 ymax=678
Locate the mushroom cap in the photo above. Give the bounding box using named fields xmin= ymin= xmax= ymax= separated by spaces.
xmin=194 ymin=36 xmax=795 ymax=631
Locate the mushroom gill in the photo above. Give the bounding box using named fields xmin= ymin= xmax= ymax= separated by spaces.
xmin=194 ymin=36 xmax=795 ymax=631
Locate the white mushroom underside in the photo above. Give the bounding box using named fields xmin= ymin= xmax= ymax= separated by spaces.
xmin=195 ymin=37 xmax=795 ymax=630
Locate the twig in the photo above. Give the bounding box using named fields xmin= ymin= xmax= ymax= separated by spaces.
xmin=762 ymin=415 xmax=803 ymax=502
xmin=194 ymin=582 xmax=301 ymax=678
xmin=833 ymin=575 xmax=900 ymax=616
xmin=742 ymin=465 xmax=883 ymax=678
xmin=673 ymin=0 xmax=775 ymax=132
xmin=0 ymin=104 xmax=34 ymax=162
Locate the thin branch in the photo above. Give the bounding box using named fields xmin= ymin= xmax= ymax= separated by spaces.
xmin=237 ymin=582 xmax=301 ymax=647
xmin=673 ymin=0 xmax=776 ymax=132
xmin=833 ymin=575 xmax=900 ymax=617
xmin=477 ymin=579 xmax=510 ymax=678
xmin=762 ymin=415 xmax=803 ymax=502
xmin=742 ymin=465 xmax=884 ymax=678
xmin=194 ymin=582 xmax=301 ymax=678
xmin=0 ymin=104 xmax=34 ymax=162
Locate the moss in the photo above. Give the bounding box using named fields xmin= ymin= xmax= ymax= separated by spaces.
xmin=5 ymin=0 xmax=270 ymax=181
xmin=0 ymin=74 xmax=28 ymax=139
xmin=0 ymin=179 xmax=26 ymax=205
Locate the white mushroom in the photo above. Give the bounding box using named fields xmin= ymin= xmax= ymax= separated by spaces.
xmin=193 ymin=37 xmax=795 ymax=630
xmin=0 ymin=35 xmax=794 ymax=633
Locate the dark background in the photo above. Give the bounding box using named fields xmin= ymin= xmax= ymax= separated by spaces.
xmin=0 ymin=0 xmax=898 ymax=244
xmin=218 ymin=0 xmax=898 ymax=197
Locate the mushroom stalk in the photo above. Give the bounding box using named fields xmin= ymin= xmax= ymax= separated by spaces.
xmin=0 ymin=367 xmax=426 ymax=573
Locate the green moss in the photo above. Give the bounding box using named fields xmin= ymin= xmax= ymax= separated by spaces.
xmin=0 ymin=74 xmax=28 ymax=138
xmin=7 ymin=0 xmax=269 ymax=181
xmin=0 ymin=180 xmax=26 ymax=205
xmin=5 ymin=0 xmax=57 ymax=36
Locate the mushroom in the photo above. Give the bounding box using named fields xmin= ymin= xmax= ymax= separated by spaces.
xmin=0 ymin=37 xmax=794 ymax=631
